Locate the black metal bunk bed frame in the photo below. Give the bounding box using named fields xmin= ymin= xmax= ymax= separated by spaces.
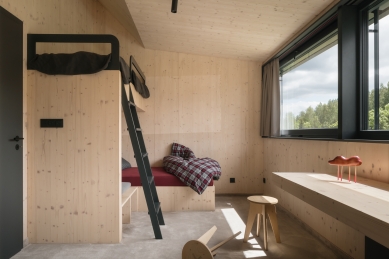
xmin=27 ymin=34 xmax=165 ymax=239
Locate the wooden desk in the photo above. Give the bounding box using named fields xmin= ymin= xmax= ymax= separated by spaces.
xmin=272 ymin=172 xmax=389 ymax=248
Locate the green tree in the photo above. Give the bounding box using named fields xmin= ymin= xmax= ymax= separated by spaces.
xmin=289 ymin=81 xmax=389 ymax=130
xmin=368 ymin=82 xmax=389 ymax=129
xmin=369 ymin=103 xmax=389 ymax=130
xmin=295 ymin=106 xmax=320 ymax=129
xmin=293 ymin=99 xmax=337 ymax=129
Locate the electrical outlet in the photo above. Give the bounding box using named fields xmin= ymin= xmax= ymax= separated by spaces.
xmin=230 ymin=178 xmax=235 ymax=183
xmin=40 ymin=119 xmax=63 ymax=128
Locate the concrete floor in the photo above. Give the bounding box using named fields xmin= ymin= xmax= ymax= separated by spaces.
xmin=13 ymin=195 xmax=346 ymax=259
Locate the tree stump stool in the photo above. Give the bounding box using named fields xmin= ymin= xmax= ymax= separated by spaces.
xmin=182 ymin=225 xmax=241 ymax=259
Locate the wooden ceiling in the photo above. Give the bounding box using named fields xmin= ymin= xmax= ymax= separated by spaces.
xmin=102 ymin=0 xmax=338 ymax=62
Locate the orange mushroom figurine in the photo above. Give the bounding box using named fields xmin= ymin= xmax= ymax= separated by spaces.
xmin=328 ymin=156 xmax=362 ymax=182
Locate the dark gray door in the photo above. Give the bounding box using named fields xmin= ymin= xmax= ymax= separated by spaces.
xmin=0 ymin=6 xmax=23 ymax=259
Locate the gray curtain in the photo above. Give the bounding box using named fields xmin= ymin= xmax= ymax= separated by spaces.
xmin=260 ymin=58 xmax=280 ymax=137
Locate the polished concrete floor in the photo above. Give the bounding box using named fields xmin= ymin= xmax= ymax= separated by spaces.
xmin=13 ymin=195 xmax=346 ymax=259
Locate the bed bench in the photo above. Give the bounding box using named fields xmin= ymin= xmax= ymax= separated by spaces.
xmin=122 ymin=167 xmax=215 ymax=212
xmin=121 ymin=182 xmax=138 ymax=224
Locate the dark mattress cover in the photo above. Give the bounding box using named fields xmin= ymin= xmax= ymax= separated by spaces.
xmin=122 ymin=167 xmax=214 ymax=187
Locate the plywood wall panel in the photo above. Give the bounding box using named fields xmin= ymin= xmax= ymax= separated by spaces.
xmin=120 ymin=52 xmax=262 ymax=194
xmin=27 ymin=71 xmax=121 ymax=243
xmin=153 ymin=133 xmax=180 ymax=167
xmin=1 ymin=0 xmax=265 ymax=244
xmin=154 ymin=51 xmax=180 ymax=136
xmin=136 ymin=50 xmax=156 ymax=135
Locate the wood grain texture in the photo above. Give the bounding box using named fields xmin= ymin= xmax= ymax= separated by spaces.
xmin=124 ymin=83 xmax=145 ymax=112
xmin=263 ymin=138 xmax=389 ymax=258
xmin=125 ymin=0 xmax=337 ymax=61
xmin=272 ymin=172 xmax=389 ymax=249
xmin=27 ymin=71 xmax=121 ymax=243
xmin=134 ymin=186 xmax=215 ymax=212
xmin=0 ymin=0 xmax=264 ymax=243
xmin=123 ymin=52 xmax=263 ymax=195
xmin=262 ymin=0 xmax=340 ymax=64
xmin=122 ymin=187 xmax=137 ymax=224
xmin=97 ymin=0 xmax=143 ymax=47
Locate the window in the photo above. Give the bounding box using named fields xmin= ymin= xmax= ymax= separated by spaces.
xmin=266 ymin=0 xmax=389 ymax=141
xmin=366 ymin=1 xmax=389 ymax=130
xmin=279 ymin=21 xmax=338 ymax=137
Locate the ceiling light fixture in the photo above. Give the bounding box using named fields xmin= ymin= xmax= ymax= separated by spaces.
xmin=171 ymin=0 xmax=178 ymax=13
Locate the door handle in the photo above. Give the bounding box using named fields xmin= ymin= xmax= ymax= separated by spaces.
xmin=10 ymin=136 xmax=24 ymax=142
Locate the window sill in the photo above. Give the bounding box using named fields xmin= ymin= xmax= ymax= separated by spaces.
xmin=264 ymin=135 xmax=389 ymax=144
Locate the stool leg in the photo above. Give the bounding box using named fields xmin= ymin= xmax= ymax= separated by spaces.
xmin=266 ymin=204 xmax=281 ymax=243
xmin=262 ymin=205 xmax=268 ymax=250
xmin=244 ymin=203 xmax=257 ymax=242
xmin=256 ymin=213 xmax=261 ymax=236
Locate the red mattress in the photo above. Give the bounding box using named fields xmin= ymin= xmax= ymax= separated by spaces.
xmin=122 ymin=167 xmax=213 ymax=187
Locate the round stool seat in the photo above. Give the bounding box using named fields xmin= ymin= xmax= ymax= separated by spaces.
xmin=247 ymin=196 xmax=278 ymax=205
xmin=244 ymin=195 xmax=280 ymax=250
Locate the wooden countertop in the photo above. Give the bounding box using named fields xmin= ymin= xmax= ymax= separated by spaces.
xmin=272 ymin=172 xmax=389 ymax=248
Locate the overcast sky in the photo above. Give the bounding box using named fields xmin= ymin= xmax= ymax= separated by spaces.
xmin=282 ymin=45 xmax=338 ymax=117
xmin=281 ymin=14 xmax=389 ymax=118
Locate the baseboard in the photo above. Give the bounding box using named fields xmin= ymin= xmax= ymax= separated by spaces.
xmin=23 ymin=237 xmax=29 ymax=247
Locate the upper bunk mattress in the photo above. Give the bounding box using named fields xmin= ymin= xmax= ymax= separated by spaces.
xmin=122 ymin=167 xmax=214 ymax=187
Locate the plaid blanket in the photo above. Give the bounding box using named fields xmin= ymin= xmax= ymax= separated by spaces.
xmin=163 ymin=143 xmax=222 ymax=194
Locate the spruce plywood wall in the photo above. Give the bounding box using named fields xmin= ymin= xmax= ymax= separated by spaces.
xmin=27 ymin=71 xmax=122 ymax=243
xmin=122 ymin=53 xmax=263 ymax=194
xmin=263 ymin=138 xmax=389 ymax=258
xmin=0 ymin=0 xmax=264 ymax=243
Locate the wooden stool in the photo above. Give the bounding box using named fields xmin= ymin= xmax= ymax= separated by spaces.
xmin=243 ymin=196 xmax=281 ymax=250
xmin=182 ymin=226 xmax=241 ymax=259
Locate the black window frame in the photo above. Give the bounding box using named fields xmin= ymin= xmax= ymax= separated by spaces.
xmin=279 ymin=19 xmax=339 ymax=138
xmin=266 ymin=0 xmax=389 ymax=141
xmin=358 ymin=0 xmax=389 ymax=140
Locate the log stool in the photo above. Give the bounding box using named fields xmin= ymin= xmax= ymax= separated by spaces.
xmin=243 ymin=196 xmax=281 ymax=250
xmin=182 ymin=226 xmax=241 ymax=259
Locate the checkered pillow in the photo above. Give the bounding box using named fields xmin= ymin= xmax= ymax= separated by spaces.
xmin=163 ymin=143 xmax=222 ymax=194
xmin=170 ymin=142 xmax=196 ymax=159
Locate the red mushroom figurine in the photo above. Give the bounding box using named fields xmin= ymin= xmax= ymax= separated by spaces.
xmin=328 ymin=156 xmax=362 ymax=182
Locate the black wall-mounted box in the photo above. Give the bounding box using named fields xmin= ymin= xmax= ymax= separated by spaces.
xmin=40 ymin=119 xmax=63 ymax=128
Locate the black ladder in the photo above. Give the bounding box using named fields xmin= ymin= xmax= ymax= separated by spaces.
xmin=121 ymin=80 xmax=165 ymax=239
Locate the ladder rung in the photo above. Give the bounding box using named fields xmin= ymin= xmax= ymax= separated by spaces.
xmin=154 ymin=202 xmax=161 ymax=214
xmin=134 ymin=152 xmax=148 ymax=159
xmin=129 ymin=101 xmax=136 ymax=107
xmin=136 ymin=128 xmax=142 ymax=132
xmin=148 ymin=176 xmax=154 ymax=184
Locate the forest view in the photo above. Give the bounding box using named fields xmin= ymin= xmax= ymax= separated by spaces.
xmin=284 ymin=82 xmax=389 ymax=130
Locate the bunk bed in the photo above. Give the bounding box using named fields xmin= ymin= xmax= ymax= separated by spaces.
xmin=26 ymin=33 xmax=164 ymax=242
xmin=26 ymin=34 xmax=217 ymax=244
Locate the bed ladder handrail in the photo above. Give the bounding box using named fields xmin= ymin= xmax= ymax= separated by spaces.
xmin=129 ymin=55 xmax=146 ymax=83
xmin=27 ymin=34 xmax=120 ymax=70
